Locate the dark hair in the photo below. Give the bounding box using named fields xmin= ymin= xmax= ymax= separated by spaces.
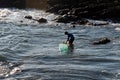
xmin=64 ymin=31 xmax=68 ymax=35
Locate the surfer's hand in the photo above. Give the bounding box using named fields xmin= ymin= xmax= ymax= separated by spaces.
xmin=66 ymin=41 xmax=69 ymax=44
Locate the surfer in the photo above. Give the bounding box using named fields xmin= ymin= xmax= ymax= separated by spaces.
xmin=64 ymin=31 xmax=75 ymax=51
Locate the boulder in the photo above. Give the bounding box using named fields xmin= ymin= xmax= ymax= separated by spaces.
xmin=24 ymin=15 xmax=32 ymax=19
xmin=47 ymin=0 xmax=120 ymax=21
xmin=54 ymin=14 xmax=79 ymax=23
xmin=76 ymin=19 xmax=89 ymax=25
xmin=37 ymin=18 xmax=47 ymax=23
xmin=58 ymin=9 xmax=70 ymax=15
xmin=92 ymin=37 xmax=111 ymax=45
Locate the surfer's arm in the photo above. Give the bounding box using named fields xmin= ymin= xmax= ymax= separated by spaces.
xmin=65 ymin=36 xmax=69 ymax=43
xmin=67 ymin=36 xmax=70 ymax=41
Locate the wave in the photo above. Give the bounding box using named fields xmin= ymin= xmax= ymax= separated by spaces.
xmin=0 ymin=8 xmax=57 ymax=25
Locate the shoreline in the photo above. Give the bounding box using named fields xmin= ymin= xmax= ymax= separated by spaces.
xmin=46 ymin=0 xmax=120 ymax=24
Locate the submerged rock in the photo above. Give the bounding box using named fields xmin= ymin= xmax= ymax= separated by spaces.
xmin=54 ymin=14 xmax=78 ymax=23
xmin=37 ymin=18 xmax=47 ymax=23
xmin=92 ymin=37 xmax=111 ymax=45
xmin=0 ymin=62 xmax=21 ymax=77
xmin=24 ymin=15 xmax=47 ymax=23
xmin=24 ymin=15 xmax=32 ymax=19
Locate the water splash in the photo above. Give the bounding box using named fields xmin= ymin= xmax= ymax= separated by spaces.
xmin=0 ymin=8 xmax=57 ymax=25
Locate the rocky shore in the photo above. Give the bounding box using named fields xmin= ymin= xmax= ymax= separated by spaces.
xmin=0 ymin=0 xmax=119 ymax=24
xmin=0 ymin=0 xmax=25 ymax=8
xmin=46 ymin=0 xmax=120 ymax=23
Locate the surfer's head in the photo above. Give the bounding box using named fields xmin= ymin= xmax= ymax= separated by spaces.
xmin=64 ymin=31 xmax=68 ymax=35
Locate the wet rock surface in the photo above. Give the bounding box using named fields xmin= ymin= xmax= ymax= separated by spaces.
xmin=46 ymin=0 xmax=120 ymax=23
xmin=92 ymin=37 xmax=111 ymax=45
xmin=0 ymin=0 xmax=25 ymax=9
xmin=24 ymin=15 xmax=47 ymax=23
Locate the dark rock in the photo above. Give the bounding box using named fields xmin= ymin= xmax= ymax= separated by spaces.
xmin=70 ymin=25 xmax=76 ymax=28
xmin=93 ymin=22 xmax=109 ymax=26
xmin=58 ymin=9 xmax=70 ymax=15
xmin=46 ymin=4 xmax=69 ymax=14
xmin=54 ymin=14 xmax=79 ymax=23
xmin=0 ymin=0 xmax=25 ymax=9
xmin=92 ymin=37 xmax=111 ymax=45
xmin=37 ymin=18 xmax=47 ymax=23
xmin=76 ymin=19 xmax=89 ymax=25
xmin=54 ymin=14 xmax=89 ymax=24
xmin=54 ymin=15 xmax=70 ymax=23
xmin=24 ymin=15 xmax=32 ymax=19
xmin=46 ymin=0 xmax=120 ymax=21
xmin=24 ymin=16 xmax=47 ymax=23
xmin=20 ymin=20 xmax=23 ymax=23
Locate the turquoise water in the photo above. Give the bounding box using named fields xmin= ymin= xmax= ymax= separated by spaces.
xmin=0 ymin=8 xmax=120 ymax=80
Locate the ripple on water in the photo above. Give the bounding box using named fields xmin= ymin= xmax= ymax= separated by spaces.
xmin=0 ymin=9 xmax=119 ymax=80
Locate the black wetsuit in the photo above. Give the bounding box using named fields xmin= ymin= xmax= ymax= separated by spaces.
xmin=67 ymin=33 xmax=74 ymax=43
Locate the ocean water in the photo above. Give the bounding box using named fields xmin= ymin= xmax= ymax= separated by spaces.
xmin=0 ymin=8 xmax=119 ymax=80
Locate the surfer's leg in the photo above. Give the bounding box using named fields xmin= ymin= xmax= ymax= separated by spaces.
xmin=69 ymin=39 xmax=74 ymax=45
xmin=68 ymin=40 xmax=74 ymax=52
